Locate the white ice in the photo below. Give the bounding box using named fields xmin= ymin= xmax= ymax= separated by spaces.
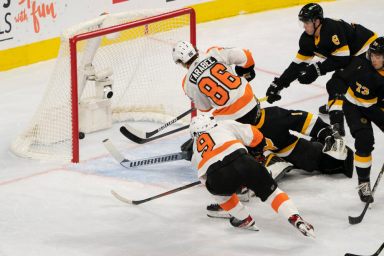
xmin=0 ymin=0 xmax=383 ymax=255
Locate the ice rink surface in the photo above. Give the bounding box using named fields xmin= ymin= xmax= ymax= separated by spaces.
xmin=0 ymin=0 xmax=383 ymax=255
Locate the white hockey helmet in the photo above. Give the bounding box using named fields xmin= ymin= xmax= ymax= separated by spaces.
xmin=190 ymin=114 xmax=218 ymax=138
xmin=172 ymin=41 xmax=197 ymax=64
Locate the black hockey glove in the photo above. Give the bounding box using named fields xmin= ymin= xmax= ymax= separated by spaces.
xmin=266 ymin=77 xmax=284 ymax=104
xmin=248 ymin=137 xmax=266 ymax=158
xmin=180 ymin=138 xmax=193 ymax=161
xmin=298 ymin=63 xmax=321 ymax=84
xmin=235 ymin=65 xmax=255 ymax=82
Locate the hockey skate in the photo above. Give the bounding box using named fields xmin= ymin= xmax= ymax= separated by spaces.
xmin=322 ymin=129 xmax=347 ymax=160
xmin=357 ymin=180 xmax=374 ymax=203
xmin=288 ymin=214 xmax=315 ymax=238
xmin=230 ymin=215 xmax=259 ymax=231
xmin=206 ymin=203 xmax=231 ymax=219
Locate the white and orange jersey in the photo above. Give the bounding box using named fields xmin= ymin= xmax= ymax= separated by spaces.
xmin=182 ymin=47 xmax=258 ymax=120
xmin=191 ymin=119 xmax=263 ymax=180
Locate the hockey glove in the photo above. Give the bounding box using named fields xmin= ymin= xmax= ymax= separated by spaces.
xmin=248 ymin=137 xmax=266 ymax=158
xmin=180 ymin=138 xmax=193 ymax=161
xmin=235 ymin=65 xmax=256 ymax=82
xmin=266 ymin=78 xmax=285 ymax=103
xmin=298 ymin=63 xmax=321 ymax=84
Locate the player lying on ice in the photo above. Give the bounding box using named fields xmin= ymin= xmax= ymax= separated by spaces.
xmin=189 ymin=114 xmax=315 ymax=237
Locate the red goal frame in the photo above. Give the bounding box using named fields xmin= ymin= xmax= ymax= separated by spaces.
xmin=69 ymin=8 xmax=196 ymax=162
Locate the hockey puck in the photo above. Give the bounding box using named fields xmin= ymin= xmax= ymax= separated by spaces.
xmin=79 ymin=132 xmax=85 ymax=139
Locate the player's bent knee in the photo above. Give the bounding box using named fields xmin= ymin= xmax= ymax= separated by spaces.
xmin=354 ymin=129 xmax=374 ymax=153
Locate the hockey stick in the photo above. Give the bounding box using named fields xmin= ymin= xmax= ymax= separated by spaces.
xmin=258 ymin=96 xmax=268 ymax=102
xmin=121 ymin=96 xmax=267 ymax=144
xmin=345 ymin=242 xmax=384 ymax=256
xmin=348 ymin=164 xmax=384 ymax=225
xmin=120 ymin=108 xmax=194 ymax=140
xmin=103 ymin=139 xmax=188 ymax=168
xmin=120 ymin=124 xmax=189 ymax=144
xmin=111 ymin=180 xmax=201 ymax=205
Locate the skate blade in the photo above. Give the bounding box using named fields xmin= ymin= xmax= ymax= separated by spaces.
xmin=235 ymin=224 xmax=260 ymax=232
xmin=207 ymin=212 xmax=231 ymax=219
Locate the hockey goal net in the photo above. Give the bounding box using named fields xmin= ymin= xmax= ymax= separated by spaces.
xmin=11 ymin=8 xmax=196 ymax=163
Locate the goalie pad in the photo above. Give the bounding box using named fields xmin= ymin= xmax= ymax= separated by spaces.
xmin=264 ymin=154 xmax=294 ymax=182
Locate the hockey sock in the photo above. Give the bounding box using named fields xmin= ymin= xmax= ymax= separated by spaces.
xmin=265 ymin=188 xmax=299 ymax=219
xmin=216 ymin=193 xmax=250 ymax=221
xmin=354 ymin=153 xmax=372 ymax=181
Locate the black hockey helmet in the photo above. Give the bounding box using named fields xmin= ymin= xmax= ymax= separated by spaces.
xmin=367 ymin=37 xmax=384 ymax=69
xmin=368 ymin=37 xmax=384 ymax=55
xmin=298 ymin=3 xmax=324 ymax=22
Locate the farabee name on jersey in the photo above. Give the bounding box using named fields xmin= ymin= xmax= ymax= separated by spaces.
xmin=189 ymin=56 xmax=218 ymax=84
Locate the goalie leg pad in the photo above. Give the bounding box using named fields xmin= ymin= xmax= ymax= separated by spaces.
xmin=264 ymin=154 xmax=294 ymax=182
xmin=284 ymin=138 xmax=322 ymax=172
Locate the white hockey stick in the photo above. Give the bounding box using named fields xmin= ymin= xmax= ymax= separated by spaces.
xmin=103 ymin=139 xmax=188 ymax=168
xmin=121 ymin=108 xmax=194 ymax=140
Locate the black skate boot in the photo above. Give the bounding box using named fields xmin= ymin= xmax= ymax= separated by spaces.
xmin=357 ymin=180 xmax=374 ymax=203
xmin=206 ymin=204 xmax=231 ymax=219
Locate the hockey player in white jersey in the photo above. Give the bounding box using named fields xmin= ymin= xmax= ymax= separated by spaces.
xmin=173 ymin=41 xmax=259 ymax=123
xmin=190 ymin=114 xmax=315 ymax=237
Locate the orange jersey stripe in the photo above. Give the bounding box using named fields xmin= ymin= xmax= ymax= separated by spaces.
xmin=206 ymin=46 xmax=223 ymax=54
xmin=220 ymin=193 xmax=239 ymax=211
xmin=200 ymin=107 xmax=213 ymax=112
xmin=182 ymin=75 xmax=187 ymax=92
xmin=198 ymin=140 xmax=242 ymax=169
xmin=212 ymin=84 xmax=254 ymax=117
xmin=249 ymin=126 xmax=264 ymax=148
xmin=271 ymin=192 xmax=289 ymax=213
xmin=242 ymin=49 xmax=255 ymax=68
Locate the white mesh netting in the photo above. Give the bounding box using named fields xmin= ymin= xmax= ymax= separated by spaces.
xmin=11 ymin=9 xmax=193 ymax=161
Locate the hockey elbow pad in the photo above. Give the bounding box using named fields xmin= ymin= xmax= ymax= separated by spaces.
xmin=235 ymin=65 xmax=255 ymax=82
xmin=248 ymin=137 xmax=266 ymax=157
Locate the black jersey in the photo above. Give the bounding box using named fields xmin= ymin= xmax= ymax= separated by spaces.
xmin=340 ymin=56 xmax=384 ymax=108
xmin=296 ymin=18 xmax=376 ymax=73
xmin=254 ymin=107 xmax=324 ymax=157
xmin=279 ymin=18 xmax=376 ymax=86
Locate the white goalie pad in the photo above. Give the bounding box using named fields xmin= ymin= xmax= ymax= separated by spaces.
xmin=264 ymin=154 xmax=294 ymax=182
